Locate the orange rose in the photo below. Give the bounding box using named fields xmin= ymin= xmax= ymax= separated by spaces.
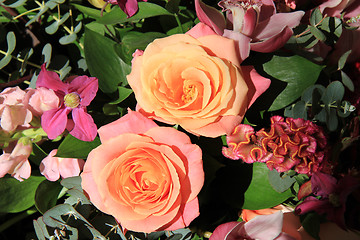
xmin=127 ymin=24 xmax=270 ymax=137
xmin=81 ymin=110 xmax=204 ymax=233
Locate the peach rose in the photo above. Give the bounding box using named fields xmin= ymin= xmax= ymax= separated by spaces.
xmin=127 ymin=24 xmax=270 ymax=137
xmin=81 ymin=110 xmax=204 ymax=233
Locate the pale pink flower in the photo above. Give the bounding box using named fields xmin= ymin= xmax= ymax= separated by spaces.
xmin=40 ymin=149 xmax=85 ymax=181
xmin=0 ymin=86 xmax=32 ymax=132
xmin=195 ymin=0 xmax=305 ymax=62
xmin=25 ymin=87 xmax=60 ymax=117
xmin=0 ymin=141 xmax=32 ymax=181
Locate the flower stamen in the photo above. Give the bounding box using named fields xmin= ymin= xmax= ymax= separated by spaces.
xmin=64 ymin=92 xmax=81 ymax=108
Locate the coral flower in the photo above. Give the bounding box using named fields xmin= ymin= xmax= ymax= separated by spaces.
xmin=36 ymin=65 xmax=98 ymax=141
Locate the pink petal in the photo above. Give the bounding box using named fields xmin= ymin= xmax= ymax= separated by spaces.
xmin=250 ymin=26 xmax=294 ymax=53
xmin=195 ymin=0 xmax=226 ymax=35
xmin=223 ymin=30 xmax=251 ymax=63
xmin=12 ymin=159 xmax=31 ymax=182
xmin=59 ymin=158 xmax=85 ymax=179
xmin=258 ymin=0 xmax=277 ymax=22
xmin=240 ymin=66 xmax=271 ymax=107
xmin=242 ymin=7 xmax=258 ymax=36
xmin=0 ymin=153 xmax=13 ymax=178
xmin=244 ymin=211 xmax=284 ymax=240
xmin=253 ymin=11 xmax=304 ymax=40
xmin=294 ymin=196 xmax=330 ymax=215
xmin=186 ymin=22 xmax=217 ymax=39
xmin=40 ymin=149 xmax=60 ymax=181
xmin=98 ymin=109 xmax=158 ymax=143
xmin=70 ymin=108 xmax=97 ymax=141
xmin=41 ymin=108 xmax=69 ymax=140
xmin=124 ymin=0 xmax=140 ymax=17
xmin=36 ymin=64 xmax=68 ymax=93
xmin=68 ymin=76 xmax=98 ymax=107
xmin=209 ymin=221 xmax=242 ymax=240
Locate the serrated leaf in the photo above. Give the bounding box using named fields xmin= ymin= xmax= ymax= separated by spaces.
xmin=84 ymin=27 xmax=131 ymax=93
xmin=56 ymin=134 xmax=101 ymax=159
xmin=96 ymin=2 xmax=172 ymax=25
xmin=35 ymin=180 xmax=63 ymax=214
xmin=310 ymin=26 xmax=326 ymax=41
xmin=0 ymin=175 xmax=45 ymax=213
xmin=268 ymin=170 xmax=296 ymax=193
xmin=310 ymin=8 xmax=323 ymax=26
xmin=263 ymin=55 xmax=324 ymax=111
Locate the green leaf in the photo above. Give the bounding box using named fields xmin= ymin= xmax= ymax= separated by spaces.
xmin=322 ymin=81 xmax=344 ymax=105
xmin=72 ymin=3 xmax=102 ymax=19
xmin=35 ymin=180 xmax=63 ymax=214
xmin=300 ymin=212 xmax=321 ymax=240
xmin=268 ymin=170 xmax=296 ymax=193
xmin=0 ymin=176 xmax=45 ymax=213
xmin=45 ymin=12 xmax=70 ymax=34
xmin=341 ymin=71 xmax=354 ymax=92
xmin=0 ymin=31 xmax=16 ymax=69
xmin=56 ymin=134 xmax=101 ymax=159
xmin=263 ymin=54 xmax=324 ymax=111
xmin=310 ymin=26 xmax=326 ymax=41
xmin=310 ymin=8 xmax=323 ymax=26
xmin=319 ymin=17 xmax=342 ymax=38
xmin=121 ymin=31 xmax=167 ymax=56
xmin=292 ymin=100 xmax=308 ymax=119
xmin=242 ymin=163 xmax=293 ymax=210
xmin=96 ymin=2 xmax=172 ymax=25
xmin=338 ymin=50 xmax=352 ymax=70
xmin=84 ymin=27 xmax=131 ymax=93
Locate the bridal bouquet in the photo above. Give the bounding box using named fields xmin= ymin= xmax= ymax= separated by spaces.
xmin=0 ymin=0 xmax=359 ymax=239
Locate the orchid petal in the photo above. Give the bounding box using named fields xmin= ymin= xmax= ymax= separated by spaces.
xmin=195 ymin=0 xmax=226 ymax=35
xmin=36 ymin=64 xmax=68 ymax=93
xmin=295 ymin=196 xmax=331 ymax=215
xmin=70 ymin=108 xmax=97 ymax=141
xmin=244 ymin=211 xmax=284 ymax=240
xmin=223 ymin=30 xmax=251 ymax=63
xmin=41 ymin=108 xmax=69 ymax=140
xmin=253 ymin=11 xmax=304 ymax=40
xmin=68 ymin=76 xmax=98 ymax=106
xmin=311 ymin=172 xmax=337 ymax=197
xmin=250 ymin=26 xmax=294 ymax=53
xmin=242 ymin=7 xmax=258 ymax=36
xmin=209 ymin=221 xmax=242 ymax=240
xmin=186 ymin=22 xmax=217 ymax=39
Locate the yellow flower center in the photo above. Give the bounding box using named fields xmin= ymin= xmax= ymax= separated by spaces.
xmin=181 ymin=85 xmax=196 ymax=103
xmin=64 ymin=92 xmax=80 ymax=108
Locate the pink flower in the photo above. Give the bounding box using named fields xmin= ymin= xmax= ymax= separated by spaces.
xmin=195 ymin=0 xmax=305 ymax=61
xmin=210 ymin=211 xmax=296 ymax=240
xmin=40 ymin=149 xmax=85 ymax=181
xmin=223 ymin=116 xmax=328 ymax=175
xmin=295 ymin=172 xmax=360 ymax=229
xmin=25 ymin=87 xmax=60 ymax=117
xmin=104 ymin=0 xmax=147 ymax=17
xmin=0 ymin=86 xmax=33 ymax=132
xmin=36 ymin=65 xmax=98 ymax=141
xmin=81 ymin=109 xmax=204 ymax=233
xmin=0 ymin=141 xmax=32 ymax=181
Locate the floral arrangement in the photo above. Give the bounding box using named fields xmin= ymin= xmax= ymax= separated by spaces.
xmin=0 ymin=0 xmax=360 ymax=239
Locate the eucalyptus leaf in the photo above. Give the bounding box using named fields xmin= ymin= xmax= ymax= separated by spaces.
xmin=322 ymin=81 xmax=344 ymax=105
xmin=263 ymin=54 xmax=324 ymax=111
xmin=58 ymin=60 xmax=71 ymax=80
xmin=2 ymin=0 xmax=27 ymax=7
xmin=19 ymin=48 xmax=33 ymax=76
xmin=42 ymin=43 xmax=52 ymax=67
xmin=96 ymin=2 xmax=172 ymax=25
xmin=268 ymin=170 xmax=296 ymax=193
xmin=33 ymin=217 xmax=51 ymax=240
xmin=338 ymin=50 xmax=352 ymax=70
xmin=310 ymin=8 xmax=323 ymax=26
xmin=292 ymin=100 xmax=308 ymax=119
xmin=56 ymin=134 xmax=101 ymax=159
xmin=59 ymin=33 xmax=77 ymax=45
xmin=84 ymin=28 xmax=131 ymax=93
xmin=341 ymin=71 xmax=354 ymax=92
xmin=0 ymin=31 xmax=15 ymax=69
xmin=337 ymin=101 xmax=353 ymax=118
xmin=45 ymin=12 xmax=70 ymax=35
xmin=0 ymin=175 xmax=45 ymax=213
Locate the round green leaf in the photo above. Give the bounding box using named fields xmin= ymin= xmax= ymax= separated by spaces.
xmin=0 ymin=176 xmax=45 ymax=213
xmin=35 ymin=180 xmax=63 ymax=214
xmin=322 ymin=81 xmax=344 ymax=105
xmin=242 ymin=163 xmax=293 ymax=210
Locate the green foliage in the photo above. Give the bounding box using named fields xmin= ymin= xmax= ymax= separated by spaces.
xmin=84 ymin=27 xmax=131 ymax=93
xmin=35 ymin=180 xmax=63 ymax=214
xmin=242 ymin=163 xmax=293 ymax=210
xmin=0 ymin=176 xmax=45 ymax=213
xmin=56 ymin=134 xmax=101 ymax=159
xmin=0 ymin=31 xmax=15 ymax=69
xmin=268 ymin=170 xmax=296 ymax=193
xmin=263 ymin=54 xmax=324 ymax=111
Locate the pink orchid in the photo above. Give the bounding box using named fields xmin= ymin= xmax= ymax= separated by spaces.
xmin=210 ymin=211 xmax=296 ymax=240
xmin=295 ymin=172 xmax=360 ymax=229
xmin=0 ymin=141 xmax=32 ymax=181
xmin=195 ymin=0 xmax=305 ymax=61
xmin=104 ymin=0 xmax=147 ymax=17
xmin=0 ymin=86 xmax=33 ymax=132
xmin=40 ymin=149 xmax=85 ymax=181
xmin=36 ymin=65 xmax=98 ymax=142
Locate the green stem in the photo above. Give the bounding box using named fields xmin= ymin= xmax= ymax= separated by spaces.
xmin=174 ymin=13 xmax=184 ymax=33
xmin=0 ymin=207 xmax=38 ymax=232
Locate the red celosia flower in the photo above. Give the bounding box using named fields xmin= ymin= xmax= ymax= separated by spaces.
xmin=223 ymin=116 xmax=327 ymax=175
